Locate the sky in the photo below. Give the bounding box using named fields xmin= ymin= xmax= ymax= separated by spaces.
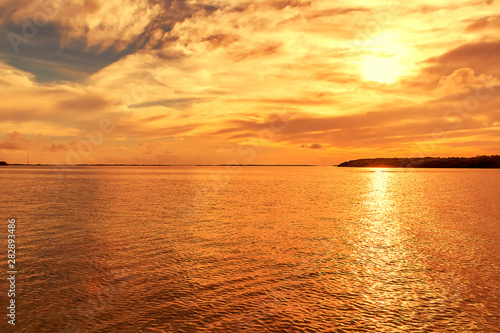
xmin=0 ymin=0 xmax=499 ymax=165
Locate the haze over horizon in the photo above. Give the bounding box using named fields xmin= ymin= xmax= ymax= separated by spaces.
xmin=1 ymin=0 xmax=500 ymax=165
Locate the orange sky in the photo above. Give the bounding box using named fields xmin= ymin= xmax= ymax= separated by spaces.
xmin=1 ymin=0 xmax=499 ymax=165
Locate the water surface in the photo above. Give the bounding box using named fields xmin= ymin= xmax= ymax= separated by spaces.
xmin=1 ymin=166 xmax=499 ymax=332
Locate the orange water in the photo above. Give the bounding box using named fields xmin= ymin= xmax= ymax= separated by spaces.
xmin=1 ymin=166 xmax=499 ymax=332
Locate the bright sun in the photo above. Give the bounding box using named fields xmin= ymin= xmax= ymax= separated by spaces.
xmin=361 ymin=56 xmax=402 ymax=83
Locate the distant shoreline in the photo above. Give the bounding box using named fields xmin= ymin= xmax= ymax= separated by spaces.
xmin=1 ymin=163 xmax=317 ymax=167
xmin=338 ymin=156 xmax=500 ymax=168
xmin=2 ymin=156 xmax=500 ymax=168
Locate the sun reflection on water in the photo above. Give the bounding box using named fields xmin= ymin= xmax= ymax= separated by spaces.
xmin=355 ymin=169 xmax=418 ymax=324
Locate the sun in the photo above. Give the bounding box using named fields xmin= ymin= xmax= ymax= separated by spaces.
xmin=361 ymin=56 xmax=403 ymax=83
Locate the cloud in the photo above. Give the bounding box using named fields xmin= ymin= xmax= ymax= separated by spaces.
xmin=129 ymin=97 xmax=210 ymax=109
xmin=0 ymin=0 xmax=223 ymax=82
xmin=425 ymin=40 xmax=500 ymax=80
xmin=3 ymin=0 xmax=161 ymax=51
xmin=465 ymin=15 xmax=500 ymax=31
xmin=0 ymin=131 xmax=31 ymax=150
xmin=435 ymin=68 xmax=500 ymax=95
xmin=44 ymin=141 xmax=68 ymax=152
xmin=0 ymin=61 xmax=34 ymax=87
xmin=0 ymin=71 xmax=120 ymax=130
xmin=211 ymin=85 xmax=500 ymax=151
xmin=301 ymin=143 xmax=323 ymax=149
xmin=308 ymin=143 xmax=322 ymax=149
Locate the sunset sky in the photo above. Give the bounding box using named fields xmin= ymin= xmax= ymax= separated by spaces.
xmin=1 ymin=0 xmax=499 ymax=165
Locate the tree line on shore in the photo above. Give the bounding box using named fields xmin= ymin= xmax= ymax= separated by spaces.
xmin=338 ymin=155 xmax=500 ymax=168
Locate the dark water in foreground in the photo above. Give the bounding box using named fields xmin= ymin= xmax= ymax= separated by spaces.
xmin=1 ymin=166 xmax=500 ymax=332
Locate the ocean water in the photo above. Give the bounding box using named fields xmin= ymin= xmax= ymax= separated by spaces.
xmin=1 ymin=166 xmax=500 ymax=332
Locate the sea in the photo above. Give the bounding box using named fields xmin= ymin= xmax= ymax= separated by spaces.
xmin=1 ymin=166 xmax=499 ymax=332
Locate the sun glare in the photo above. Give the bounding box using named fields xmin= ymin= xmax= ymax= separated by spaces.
xmin=361 ymin=56 xmax=402 ymax=83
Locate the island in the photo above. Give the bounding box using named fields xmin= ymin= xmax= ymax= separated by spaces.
xmin=338 ymin=155 xmax=500 ymax=168
xmin=0 ymin=161 xmax=7 ymax=165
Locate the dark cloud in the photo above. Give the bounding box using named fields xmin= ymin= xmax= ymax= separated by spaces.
xmin=0 ymin=0 xmax=224 ymax=82
xmin=129 ymin=97 xmax=211 ymax=109
xmin=141 ymin=115 xmax=169 ymax=122
xmin=305 ymin=6 xmax=370 ymax=19
xmin=465 ymin=15 xmax=500 ymax=31
xmin=0 ymin=22 xmax=133 ymax=82
xmin=424 ymin=40 xmax=500 ymax=79
xmin=261 ymin=0 xmax=312 ymax=10
xmin=228 ymin=42 xmax=282 ymax=61
xmin=203 ymin=33 xmax=240 ymax=50
xmin=417 ymin=1 xmax=492 ymax=14
xmin=137 ymin=0 xmax=224 ymax=51
xmin=302 ymin=143 xmax=322 ymax=149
